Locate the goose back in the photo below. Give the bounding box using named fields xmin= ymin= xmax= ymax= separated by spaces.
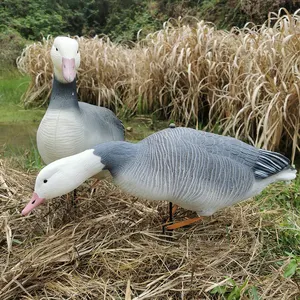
xmin=107 ymin=128 xmax=291 ymax=215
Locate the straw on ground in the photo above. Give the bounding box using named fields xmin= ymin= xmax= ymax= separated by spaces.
xmin=0 ymin=158 xmax=299 ymax=299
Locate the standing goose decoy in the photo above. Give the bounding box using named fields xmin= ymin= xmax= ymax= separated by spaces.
xmin=37 ymin=36 xmax=124 ymax=170
xmin=22 ymin=127 xmax=297 ymax=230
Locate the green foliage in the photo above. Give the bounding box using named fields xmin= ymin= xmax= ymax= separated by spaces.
xmin=1 ymin=0 xmax=164 ymax=41
xmin=0 ymin=0 xmax=66 ymax=40
xmin=196 ymin=0 xmax=247 ymax=29
xmin=0 ymin=28 xmax=27 ymax=69
xmin=0 ymin=72 xmax=30 ymax=102
xmin=210 ymin=278 xmax=260 ymax=299
xmin=104 ymin=7 xmax=163 ymax=42
xmin=283 ymin=254 xmax=300 ymax=279
xmin=0 ymin=0 xmax=299 ymax=50
xmin=22 ymin=140 xmax=44 ymax=171
xmin=278 ymin=217 xmax=300 ymax=255
xmin=0 ymin=73 xmax=44 ymax=171
xmin=2 ymin=0 xmax=299 ymax=44
xmin=0 ymin=73 xmax=45 ymax=122
xmin=2 ymin=141 xmax=44 ymax=171
xmin=256 ymin=175 xmax=300 ymax=256
xmin=240 ymin=0 xmax=298 ymax=23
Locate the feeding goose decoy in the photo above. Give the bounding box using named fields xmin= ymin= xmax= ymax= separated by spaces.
xmin=23 ymin=127 xmax=297 ymax=229
xmin=37 ymin=36 xmax=124 ymax=170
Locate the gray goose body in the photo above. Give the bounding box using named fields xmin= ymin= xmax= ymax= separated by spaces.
xmin=37 ymin=78 xmax=124 ymax=165
xmin=94 ymin=127 xmax=295 ymax=216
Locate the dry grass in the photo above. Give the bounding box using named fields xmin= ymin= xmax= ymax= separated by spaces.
xmin=1 ymin=158 xmax=299 ymax=299
xmin=17 ymin=9 xmax=300 ymax=159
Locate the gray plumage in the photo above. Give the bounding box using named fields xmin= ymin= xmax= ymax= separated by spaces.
xmin=37 ymin=78 xmax=124 ymax=164
xmin=93 ymin=127 xmax=296 ymax=216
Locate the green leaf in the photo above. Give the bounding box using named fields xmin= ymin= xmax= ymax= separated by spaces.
xmin=12 ymin=238 xmax=22 ymax=245
xmin=211 ymin=285 xmax=228 ymax=295
xmin=284 ymin=259 xmax=298 ymax=278
xmin=248 ymin=286 xmax=260 ymax=300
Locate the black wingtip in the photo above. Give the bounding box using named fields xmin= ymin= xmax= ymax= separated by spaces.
xmin=254 ymin=150 xmax=291 ymax=179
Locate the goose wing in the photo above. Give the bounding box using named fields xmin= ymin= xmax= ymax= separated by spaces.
xmin=142 ymin=127 xmax=291 ymax=180
xmin=79 ymin=102 xmax=125 ymax=144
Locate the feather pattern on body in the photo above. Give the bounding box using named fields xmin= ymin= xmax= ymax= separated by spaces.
xmin=95 ymin=127 xmax=294 ymax=216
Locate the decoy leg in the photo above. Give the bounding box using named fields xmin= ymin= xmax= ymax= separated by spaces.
xmin=169 ymin=202 xmax=178 ymax=223
xmin=166 ymin=216 xmax=202 ymax=230
xmin=162 ymin=203 xmax=179 ymax=233
xmin=162 ymin=203 xmax=178 ymax=225
xmin=71 ymin=189 xmax=77 ymax=207
xmin=66 ymin=189 xmax=77 ymax=207
xmin=169 ymin=202 xmax=173 ymax=222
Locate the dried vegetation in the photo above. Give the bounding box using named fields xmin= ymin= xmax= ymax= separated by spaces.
xmin=17 ymin=9 xmax=300 ymax=159
xmin=1 ymin=158 xmax=300 ymax=299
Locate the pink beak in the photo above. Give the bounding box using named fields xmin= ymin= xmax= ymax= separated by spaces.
xmin=62 ymin=57 xmax=76 ymax=82
xmin=22 ymin=192 xmax=45 ymax=216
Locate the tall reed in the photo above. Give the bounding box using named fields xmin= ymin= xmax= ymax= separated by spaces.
xmin=17 ymin=9 xmax=300 ymax=159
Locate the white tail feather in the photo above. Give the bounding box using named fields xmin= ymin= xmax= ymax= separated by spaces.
xmin=275 ymin=168 xmax=297 ymax=182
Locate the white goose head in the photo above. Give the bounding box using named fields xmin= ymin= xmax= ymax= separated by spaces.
xmin=22 ymin=149 xmax=105 ymax=216
xmin=51 ymin=36 xmax=81 ymax=83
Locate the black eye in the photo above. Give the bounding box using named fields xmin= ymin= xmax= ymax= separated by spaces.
xmin=77 ymin=50 xmax=79 ymax=54
xmin=43 ymin=179 xmax=48 ymax=183
xmin=56 ymin=47 xmax=58 ymax=51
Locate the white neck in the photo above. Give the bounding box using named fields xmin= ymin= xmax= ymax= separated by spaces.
xmin=71 ymin=149 xmax=105 ymax=180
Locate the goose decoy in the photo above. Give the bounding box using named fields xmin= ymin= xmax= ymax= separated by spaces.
xmin=37 ymin=36 xmax=124 ymax=171
xmin=22 ymin=127 xmax=297 ymax=230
